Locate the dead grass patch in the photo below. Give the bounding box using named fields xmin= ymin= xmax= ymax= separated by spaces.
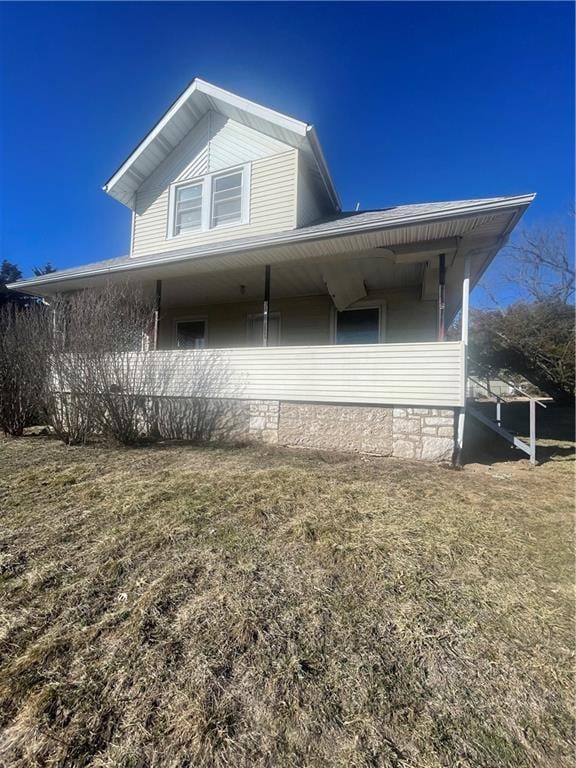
xmin=0 ymin=438 xmax=574 ymax=767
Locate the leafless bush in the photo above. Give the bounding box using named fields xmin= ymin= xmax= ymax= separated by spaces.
xmin=154 ymin=396 xmax=246 ymax=442
xmin=43 ymin=284 xmax=156 ymax=445
xmin=42 ymin=284 xmax=244 ymax=446
xmin=0 ymin=303 xmax=50 ymax=436
xmin=151 ymin=350 xmax=246 ymax=442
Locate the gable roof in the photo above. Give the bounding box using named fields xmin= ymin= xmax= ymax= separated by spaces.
xmin=103 ymin=78 xmax=340 ymax=211
xmin=8 ymin=194 xmax=535 ymax=296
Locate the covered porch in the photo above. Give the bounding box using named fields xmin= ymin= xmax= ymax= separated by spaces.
xmin=10 ymin=195 xmax=534 ymax=461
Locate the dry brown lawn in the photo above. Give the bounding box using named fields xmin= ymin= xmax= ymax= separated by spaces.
xmin=0 ymin=437 xmax=574 ymax=767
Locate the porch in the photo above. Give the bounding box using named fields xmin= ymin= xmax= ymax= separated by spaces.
xmin=11 ymin=195 xmax=536 ymax=461
xmin=133 ymin=234 xmax=470 ymax=459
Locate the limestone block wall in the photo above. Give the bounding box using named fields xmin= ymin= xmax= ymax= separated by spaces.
xmin=244 ymin=399 xmax=456 ymax=462
xmin=390 ymin=407 xmax=455 ymax=461
xmin=248 ymin=401 xmax=280 ymax=444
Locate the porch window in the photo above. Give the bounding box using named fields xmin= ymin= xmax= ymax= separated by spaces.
xmin=176 ymin=319 xmax=207 ymax=349
xmin=211 ymin=171 xmax=243 ymax=227
xmin=247 ymin=313 xmax=280 ymax=346
xmin=335 ymin=307 xmax=380 ymax=344
xmin=174 ymin=182 xmax=203 ymax=235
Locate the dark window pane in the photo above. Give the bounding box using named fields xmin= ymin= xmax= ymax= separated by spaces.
xmin=177 ymin=320 xmax=206 ymax=349
xmin=336 ymin=308 xmax=379 ymax=344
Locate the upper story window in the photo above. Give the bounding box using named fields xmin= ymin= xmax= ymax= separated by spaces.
xmin=174 ymin=182 xmax=203 ymax=235
xmin=168 ymin=164 xmax=250 ymax=238
xmin=211 ymin=171 xmax=243 ymax=227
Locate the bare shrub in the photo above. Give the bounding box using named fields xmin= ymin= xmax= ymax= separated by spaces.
xmin=43 ymin=285 xmax=243 ymax=446
xmin=155 ymin=396 xmax=247 ymax=442
xmin=151 ymin=350 xmax=246 ymax=443
xmin=44 ymin=284 xmax=156 ymax=445
xmin=0 ymin=303 xmax=50 ymax=436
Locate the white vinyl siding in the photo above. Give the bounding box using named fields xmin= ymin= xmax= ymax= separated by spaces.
xmin=208 ymin=111 xmax=291 ymax=171
xmin=142 ymin=342 xmax=466 ymax=408
xmin=296 ymin=152 xmax=330 ymax=227
xmin=132 ymin=150 xmax=297 ymax=256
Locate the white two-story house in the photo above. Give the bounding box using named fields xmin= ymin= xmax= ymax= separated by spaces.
xmin=10 ymin=78 xmax=534 ymax=461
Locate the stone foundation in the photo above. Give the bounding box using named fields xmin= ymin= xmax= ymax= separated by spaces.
xmin=278 ymin=402 xmax=394 ymax=455
xmin=157 ymin=396 xmax=456 ymax=462
xmin=246 ymin=400 xmax=456 ymax=462
xmin=248 ymin=400 xmax=280 ymax=444
xmin=390 ymin=407 xmax=455 ymax=461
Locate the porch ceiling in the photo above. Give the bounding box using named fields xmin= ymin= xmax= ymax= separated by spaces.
xmin=8 ymin=194 xmax=535 ymax=321
xmin=160 ymin=253 xmax=425 ymax=307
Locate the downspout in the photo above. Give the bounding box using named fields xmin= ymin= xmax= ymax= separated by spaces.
xmin=262 ymin=265 xmax=271 ymax=347
xmin=437 ymin=253 xmax=446 ymax=341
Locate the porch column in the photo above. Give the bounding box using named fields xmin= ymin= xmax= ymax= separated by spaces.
xmin=456 ymin=253 xmax=471 ymax=463
xmin=152 ymin=279 xmax=162 ymax=350
xmin=262 ymin=264 xmax=271 ymax=347
xmin=437 ymin=253 xmax=446 ymax=341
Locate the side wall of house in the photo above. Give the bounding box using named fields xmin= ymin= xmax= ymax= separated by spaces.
xmin=133 ymin=149 xmax=298 ymax=257
xmin=296 ymin=152 xmax=331 ymax=227
xmin=158 ymin=293 xmax=438 ymax=348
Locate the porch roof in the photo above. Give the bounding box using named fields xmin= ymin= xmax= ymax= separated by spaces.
xmin=8 ymin=194 xmax=534 ymax=318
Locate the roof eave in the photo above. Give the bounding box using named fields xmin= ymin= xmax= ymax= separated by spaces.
xmin=102 ymin=78 xmax=312 ymax=204
xmin=7 ymin=193 xmax=535 ymax=294
xmin=306 ymin=125 xmax=341 ymax=211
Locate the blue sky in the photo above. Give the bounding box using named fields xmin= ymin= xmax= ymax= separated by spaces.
xmin=1 ymin=1 xmax=573 ymax=303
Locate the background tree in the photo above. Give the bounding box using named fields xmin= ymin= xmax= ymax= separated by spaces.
xmin=0 ymin=260 xmax=24 ymax=307
xmin=32 ymin=262 xmax=57 ymax=277
xmin=0 ymin=302 xmax=50 ymax=435
xmin=504 ymin=226 xmax=573 ymax=304
xmin=471 ymin=223 xmax=574 ymax=405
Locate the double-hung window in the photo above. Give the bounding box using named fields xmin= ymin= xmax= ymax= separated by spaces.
xmin=211 ymin=171 xmax=243 ymax=227
xmin=168 ymin=165 xmax=249 ymax=238
xmin=173 ymin=182 xmax=203 ymax=235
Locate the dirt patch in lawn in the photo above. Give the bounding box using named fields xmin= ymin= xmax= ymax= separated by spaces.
xmin=0 ymin=438 xmax=574 ymax=767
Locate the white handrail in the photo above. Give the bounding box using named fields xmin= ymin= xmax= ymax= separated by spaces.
xmin=467 ymin=374 xmax=546 ymax=465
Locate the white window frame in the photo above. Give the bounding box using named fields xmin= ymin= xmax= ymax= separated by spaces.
xmin=330 ymin=301 xmax=386 ymax=345
xmin=167 ymin=163 xmax=251 ymax=239
xmin=174 ymin=315 xmax=208 ymax=349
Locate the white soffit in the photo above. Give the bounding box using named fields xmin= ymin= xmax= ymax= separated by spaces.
xmin=103 ymin=78 xmax=340 ymax=211
xmin=8 ymin=194 xmax=536 ymax=296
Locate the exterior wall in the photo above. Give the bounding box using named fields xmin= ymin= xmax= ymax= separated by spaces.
xmin=144 ymin=343 xmax=465 ymax=408
xmin=296 ymin=153 xmax=330 ymax=227
xmin=159 ymin=293 xmax=439 ymax=349
xmin=149 ymin=396 xmax=455 ymax=462
xmin=159 ymin=295 xmax=332 ymax=349
xmin=133 ymin=149 xmax=298 ymax=257
xmin=248 ymin=400 xmax=456 ymax=462
xmin=386 ymin=298 xmax=437 ymax=342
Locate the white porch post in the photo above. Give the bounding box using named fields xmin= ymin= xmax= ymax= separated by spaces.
xmin=262 ymin=264 xmax=271 ymax=347
xmin=456 ymin=253 xmax=471 ymax=461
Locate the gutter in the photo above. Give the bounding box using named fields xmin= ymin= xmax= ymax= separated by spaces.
xmin=7 ymin=194 xmax=536 ymax=293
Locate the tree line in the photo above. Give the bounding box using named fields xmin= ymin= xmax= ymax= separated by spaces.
xmin=468 ymin=224 xmax=574 ymax=406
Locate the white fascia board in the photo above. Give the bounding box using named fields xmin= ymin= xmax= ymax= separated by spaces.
xmin=8 ymin=194 xmax=536 ymax=293
xmin=103 ymin=78 xmax=310 ymax=198
xmin=306 ymin=125 xmax=341 ymax=211
xmin=103 ymin=79 xmax=202 ymax=194
xmin=195 ymin=79 xmax=309 ymax=137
